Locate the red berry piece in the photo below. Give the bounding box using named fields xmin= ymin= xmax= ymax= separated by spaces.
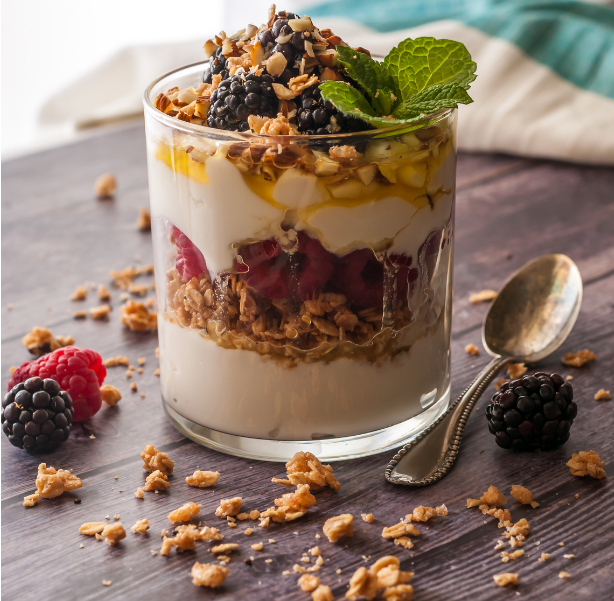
xmin=8 ymin=347 xmax=106 ymax=422
xmin=239 ymin=239 xmax=287 ymax=299
xmin=284 ymin=232 xmax=335 ymax=302
xmin=171 ymin=225 xmax=208 ymax=282
xmin=337 ymin=249 xmax=384 ymax=307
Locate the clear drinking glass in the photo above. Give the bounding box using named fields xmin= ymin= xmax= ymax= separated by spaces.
xmin=144 ymin=62 xmax=457 ymax=461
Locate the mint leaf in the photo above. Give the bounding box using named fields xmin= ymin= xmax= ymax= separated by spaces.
xmin=392 ymin=83 xmax=473 ymax=119
xmin=336 ymin=46 xmax=396 ymax=115
xmin=319 ymin=81 xmax=425 ymax=129
xmin=384 ymin=37 xmax=477 ymax=102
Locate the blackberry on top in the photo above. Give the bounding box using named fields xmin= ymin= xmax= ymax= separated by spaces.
xmin=154 ymin=7 xmax=374 ymax=135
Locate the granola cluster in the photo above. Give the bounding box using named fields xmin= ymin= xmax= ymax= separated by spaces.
xmin=21 ymin=327 xmax=74 ymax=357
xmin=561 ymin=349 xmax=596 ymax=367
xmin=167 ymin=501 xmax=201 ymax=523
xmin=186 ymin=470 xmax=220 ymax=488
xmin=566 ymin=450 xmax=607 ymax=479
xmin=272 ymin=451 xmax=340 ymax=491
xmin=165 ymin=267 xmax=432 ymax=366
xmin=191 ymin=562 xmax=229 ymax=588
xmin=141 ymin=444 xmax=174 ymax=476
xmin=322 ymin=513 xmax=353 ymax=543
xmin=346 ymin=556 xmax=414 ymax=601
xmin=121 ymin=300 xmax=158 ymax=332
xmin=24 ymin=463 xmax=83 ymax=506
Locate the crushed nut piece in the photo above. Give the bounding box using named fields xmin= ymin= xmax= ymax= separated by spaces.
xmin=466 ymin=498 xmax=481 ymax=508
xmin=98 ymin=284 xmax=111 ymax=301
xmin=245 ymin=528 xmax=253 ymax=536
xmin=137 ymin=207 xmax=151 ymax=231
xmin=272 ymin=451 xmax=341 ymax=491
xmin=23 ymin=492 xmax=40 ymax=507
xmin=346 ymin=566 xmax=378 ymax=601
xmin=143 ymin=470 xmax=170 ymax=492
xmin=298 ymin=573 xmax=320 ymax=592
xmin=22 ymin=327 xmax=74 ymax=357
xmin=90 ymin=305 xmax=111 ymax=320
xmin=465 ymin=343 xmax=480 ymax=356
xmin=274 ymin=483 xmax=317 ymax=519
xmin=559 ymin=571 xmax=571 ymax=579
xmin=141 ymin=444 xmax=174 ymax=476
xmin=361 ymin=513 xmax=374 ymax=523
xmin=435 ymin=504 xmax=448 ymax=516
xmin=131 ymin=519 xmax=150 ymax=534
xmin=251 ymin=542 xmax=264 ymax=551
xmin=135 ymin=487 xmax=144 ymax=499
xmin=168 ymin=501 xmax=202 ymax=523
xmin=186 ymin=470 xmax=220 ymax=488
xmin=538 ymin=552 xmax=550 ymax=562
xmin=382 ymin=522 xmax=420 ymax=540
xmin=567 ymin=450 xmax=607 ymax=479
xmin=594 ymin=389 xmax=611 ymax=400
xmin=102 ymin=580 xmax=112 ymax=587
xmin=100 ymin=385 xmax=122 ymax=407
xmin=191 ymin=562 xmax=229 ymax=588
xmin=469 ymin=290 xmax=497 ymax=304
xmin=216 ymin=497 xmax=242 ymax=517
xmin=562 ymin=349 xmax=596 ymax=367
xmin=481 ymin=485 xmax=507 ymax=507
xmin=510 ymin=485 xmax=533 ymax=505
xmin=312 ymin=584 xmax=334 ymax=601
xmin=407 ymin=506 xmax=438 ymax=523
xmin=104 ymin=355 xmax=129 ymax=367
xmin=35 ymin=463 xmax=82 ymax=499
xmin=120 ymin=300 xmax=157 ymax=332
xmin=199 ymin=526 xmax=224 ymax=541
xmin=394 ymin=537 xmax=414 ymax=550
xmin=501 ymin=550 xmax=524 ymax=562
xmin=323 ymin=513 xmax=353 ymax=543
xmin=493 ymin=573 xmax=519 ymax=587
xmin=80 ymin=522 xmax=107 ymax=536
xmin=71 ymin=285 xmax=88 ymax=301
xmin=211 ymin=543 xmax=239 ymax=555
xmin=95 ymin=174 xmax=117 ymax=198
xmin=102 ymin=522 xmax=126 ymax=546
xmin=563 ymin=554 xmax=575 ymax=559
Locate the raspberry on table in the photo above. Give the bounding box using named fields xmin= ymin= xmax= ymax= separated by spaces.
xmin=485 ymin=372 xmax=576 ymax=451
xmin=8 ymin=347 xmax=106 ymax=422
xmin=2 ymin=377 xmax=74 ymax=453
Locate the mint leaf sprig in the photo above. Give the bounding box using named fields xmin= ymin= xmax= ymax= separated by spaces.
xmin=323 ymin=37 xmax=477 ymax=130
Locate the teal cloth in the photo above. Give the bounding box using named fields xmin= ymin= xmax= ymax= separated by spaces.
xmin=308 ymin=0 xmax=614 ymax=99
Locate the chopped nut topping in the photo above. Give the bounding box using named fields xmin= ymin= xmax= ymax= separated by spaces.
xmin=23 ymin=493 xmax=40 ymax=507
xmin=493 ymin=573 xmax=519 ymax=587
xmin=507 ymin=362 xmax=527 ymax=379
xmin=329 ymin=145 xmax=362 ymax=166
xmin=186 ymin=470 xmax=220 ymax=488
xmin=361 ymin=513 xmax=374 ymax=523
xmin=95 ymin=174 xmax=117 ymax=198
xmin=465 ymin=343 xmax=480 ymax=356
xmin=567 ymin=450 xmax=607 ymax=479
xmin=71 ymin=285 xmax=88 ymax=301
xmin=168 ymin=501 xmax=202 ymax=523
xmin=143 ymin=470 xmax=170 ymax=492
xmin=480 ymin=485 xmax=507 ymax=507
xmin=312 ymin=584 xmax=334 ymax=601
xmin=215 ymin=497 xmax=243 ymax=517
xmin=35 ymin=463 xmax=82 ymax=499
xmin=272 ymin=451 xmax=340 ymax=491
xmin=22 ymin=327 xmax=74 ymax=357
xmin=510 ymin=485 xmax=533 ymax=505
xmin=594 ymin=389 xmax=611 ymax=400
xmin=298 ymin=573 xmax=320 ymax=592
xmin=102 ymin=522 xmax=126 ymax=546
xmin=100 ymin=385 xmax=122 ymax=406
xmin=131 ymin=519 xmax=150 ymax=534
xmin=469 ymin=290 xmax=497 ymax=303
xmin=323 ymin=513 xmax=354 ymax=543
xmin=191 ymin=562 xmax=229 ymax=588
xmin=80 ymin=522 xmax=107 ymax=536
xmin=141 ymin=444 xmax=174 ymax=476
xmin=211 ymin=543 xmax=239 ymax=555
xmin=120 ymin=300 xmax=157 ymax=332
xmin=562 ymin=349 xmax=596 ymax=367
xmin=137 ymin=207 xmax=151 ymax=231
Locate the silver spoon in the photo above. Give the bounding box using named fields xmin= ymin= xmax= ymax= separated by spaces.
xmin=386 ymin=254 xmax=582 ymax=486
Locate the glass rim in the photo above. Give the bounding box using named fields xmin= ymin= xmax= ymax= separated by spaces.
xmin=143 ymin=60 xmax=454 ymax=142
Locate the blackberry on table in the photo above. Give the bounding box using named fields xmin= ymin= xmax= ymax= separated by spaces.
xmin=203 ymin=46 xmax=229 ymax=84
xmin=207 ymin=73 xmax=278 ymax=131
xmin=485 ymin=372 xmax=577 ymax=451
xmin=2 ymin=377 xmax=73 ymax=453
xmin=297 ymin=84 xmax=370 ymax=135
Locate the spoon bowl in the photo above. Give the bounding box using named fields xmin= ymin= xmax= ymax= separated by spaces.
xmin=386 ymin=254 xmax=583 ymax=486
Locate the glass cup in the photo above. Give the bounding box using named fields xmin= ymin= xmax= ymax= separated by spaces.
xmin=143 ymin=62 xmax=457 ymax=461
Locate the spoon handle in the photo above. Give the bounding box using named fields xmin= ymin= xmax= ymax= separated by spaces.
xmin=385 ymin=355 xmax=511 ymax=486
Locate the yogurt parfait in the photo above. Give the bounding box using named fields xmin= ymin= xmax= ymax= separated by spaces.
xmin=143 ymin=6 xmax=476 ymax=460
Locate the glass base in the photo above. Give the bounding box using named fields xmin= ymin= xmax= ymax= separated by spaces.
xmin=162 ymin=385 xmax=451 ymax=462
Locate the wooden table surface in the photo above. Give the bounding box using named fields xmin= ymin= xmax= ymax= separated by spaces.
xmin=2 ymin=124 xmax=613 ymax=601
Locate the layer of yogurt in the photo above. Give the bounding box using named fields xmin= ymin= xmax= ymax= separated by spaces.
xmin=146 ymin=133 xmax=455 ymax=275
xmin=159 ymin=310 xmax=451 ymax=440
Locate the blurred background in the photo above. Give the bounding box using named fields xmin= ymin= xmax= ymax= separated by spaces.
xmin=2 ymin=0 xmax=613 ymax=162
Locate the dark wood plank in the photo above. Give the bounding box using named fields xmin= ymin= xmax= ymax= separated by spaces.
xmin=2 ymin=123 xmax=613 ymax=600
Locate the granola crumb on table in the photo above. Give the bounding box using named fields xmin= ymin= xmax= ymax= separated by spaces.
xmin=510 ymin=485 xmax=533 ymax=505
xmin=23 ymin=493 xmax=40 ymax=507
xmin=80 ymin=522 xmax=107 ymax=536
xmin=323 ymin=514 xmax=354 ymax=543
xmin=566 ymin=450 xmax=607 ymax=479
xmin=186 ymin=470 xmax=220 ymax=487
xmin=135 ymin=487 xmax=145 ymax=499
xmin=311 ymin=584 xmax=334 ymax=601
xmin=469 ymin=290 xmax=497 ymax=303
xmin=191 ymin=562 xmax=229 ymax=587
xmin=272 ymin=451 xmax=341 ymax=491
xmin=90 ymin=305 xmax=111 ymax=320
xmin=594 ymin=389 xmax=611 ymax=400
xmin=215 ymin=497 xmax=243 ymax=517
xmin=120 ymin=300 xmax=157 ymax=332
xmin=298 ymin=573 xmax=320 ymax=592
xmin=71 ymin=285 xmax=88 ymax=301
xmin=35 ymin=463 xmax=82 ymax=500
xmin=137 ymin=207 xmax=151 ymax=231
xmin=507 ymin=362 xmax=527 ymax=379
xmin=465 ymin=343 xmax=479 ymax=356
xmin=104 ymin=355 xmax=130 ymax=367
xmin=562 ymin=349 xmax=596 ymax=367
xmin=21 ymin=326 xmax=74 ymax=357
xmin=361 ymin=513 xmax=374 ymax=523
xmin=493 ymin=573 xmax=519 ymax=587
xmin=168 ymin=501 xmax=202 ymax=523
xmin=141 ymin=444 xmax=174 ymax=476
xmin=131 ymin=519 xmax=150 ymax=534
xmin=143 ymin=470 xmax=170 ymax=492
xmin=480 ymin=485 xmax=507 ymax=507
xmin=94 ymin=174 xmax=117 ymax=198
xmin=102 ymin=522 xmax=126 ymax=546
xmin=100 ymin=385 xmax=122 ymax=406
